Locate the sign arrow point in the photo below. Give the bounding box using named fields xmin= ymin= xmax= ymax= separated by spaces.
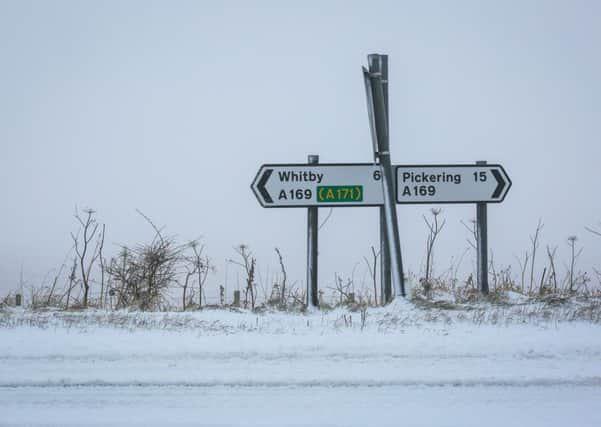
xmin=491 ymin=169 xmax=506 ymax=199
xmin=258 ymin=168 xmax=273 ymax=204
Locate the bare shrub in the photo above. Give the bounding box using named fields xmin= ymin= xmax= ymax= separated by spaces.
xmin=329 ymin=273 xmax=355 ymax=306
xmin=515 ymin=251 xmax=530 ymax=293
xmin=229 ymin=245 xmax=257 ymax=310
xmin=275 ymin=247 xmax=287 ymax=308
xmin=106 ymin=212 xmax=186 ymax=311
xmin=71 ymin=208 xmax=104 ymax=308
xmin=363 ymin=246 xmax=379 ymax=306
xmin=546 ymin=246 xmax=559 ymax=293
xmin=107 ymin=238 xmax=180 ymax=311
xmin=1 ymin=292 xmax=17 ymax=308
xmin=180 ymin=256 xmax=196 ymax=311
xmin=567 ymin=235 xmax=581 ymax=293
xmin=422 ymin=208 xmax=445 ymax=296
xmin=528 ymin=219 xmax=543 ymax=294
xmin=184 ymin=241 xmax=215 ymax=309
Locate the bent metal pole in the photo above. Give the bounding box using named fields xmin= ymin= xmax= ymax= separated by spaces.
xmin=368 ymin=54 xmax=392 ymax=304
xmin=364 ymin=61 xmax=405 ymax=298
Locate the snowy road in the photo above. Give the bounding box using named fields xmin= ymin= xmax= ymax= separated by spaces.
xmin=1 ymin=310 xmax=600 ymax=426
xmin=3 ymin=384 xmax=601 ymax=427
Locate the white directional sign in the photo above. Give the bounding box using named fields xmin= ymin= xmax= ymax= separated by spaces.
xmin=252 ymin=163 xmax=512 ymax=207
xmin=395 ymin=164 xmax=511 ymax=204
xmin=251 ymin=163 xmax=385 ymax=208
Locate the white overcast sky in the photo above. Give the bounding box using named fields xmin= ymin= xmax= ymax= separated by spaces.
xmin=1 ymin=1 xmax=600 ymax=298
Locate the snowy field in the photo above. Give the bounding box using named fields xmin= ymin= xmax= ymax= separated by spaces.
xmin=1 ymin=303 xmax=601 ymax=426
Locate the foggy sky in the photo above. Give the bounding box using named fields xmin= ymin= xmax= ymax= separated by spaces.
xmin=1 ymin=1 xmax=600 ymax=299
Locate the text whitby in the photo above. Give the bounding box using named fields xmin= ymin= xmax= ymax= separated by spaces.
xmin=278 ymin=170 xmax=324 ymax=183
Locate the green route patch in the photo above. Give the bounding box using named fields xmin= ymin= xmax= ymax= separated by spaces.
xmin=317 ymin=185 xmax=363 ymax=203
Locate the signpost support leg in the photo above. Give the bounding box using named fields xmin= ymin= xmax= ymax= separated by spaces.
xmin=378 ymin=55 xmax=392 ymax=304
xmin=367 ymin=54 xmax=405 ymax=298
xmin=380 ymin=216 xmax=391 ymax=303
xmin=476 ymin=160 xmax=489 ymax=295
xmin=306 ymin=155 xmax=320 ymax=308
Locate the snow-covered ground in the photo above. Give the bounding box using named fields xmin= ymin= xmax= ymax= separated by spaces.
xmin=4 ymin=384 xmax=601 ymax=427
xmin=1 ymin=304 xmax=600 ymax=426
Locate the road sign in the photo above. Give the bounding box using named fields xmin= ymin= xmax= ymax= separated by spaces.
xmin=395 ymin=164 xmax=511 ymax=204
xmin=251 ymin=163 xmax=385 ymax=208
xmin=252 ymin=163 xmax=512 ymax=207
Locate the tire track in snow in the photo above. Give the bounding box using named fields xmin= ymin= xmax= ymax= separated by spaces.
xmin=2 ymin=377 xmax=601 ymax=388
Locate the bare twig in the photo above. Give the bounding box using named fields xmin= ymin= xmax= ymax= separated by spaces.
xmin=567 ymin=236 xmax=579 ymax=293
xmin=529 ymin=219 xmax=544 ymax=294
xmin=422 ymin=209 xmax=445 ymax=295
xmin=461 ymin=219 xmax=477 ymax=250
xmin=363 ymin=246 xmax=379 ymax=306
xmin=585 ymin=222 xmax=601 ymax=237
xmin=275 ymin=248 xmax=287 ymax=308
xmin=546 ymin=246 xmax=558 ymax=292
xmin=71 ymin=208 xmax=100 ymax=308
xmin=230 ymin=245 xmax=256 ymax=310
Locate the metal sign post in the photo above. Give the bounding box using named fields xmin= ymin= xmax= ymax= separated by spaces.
xmin=367 ymin=54 xmax=392 ymax=304
xmin=476 ymin=160 xmax=489 ymax=294
xmin=380 ymin=55 xmax=392 ymax=303
xmin=306 ymin=155 xmax=320 ymax=308
xmin=363 ymin=59 xmax=405 ymax=298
